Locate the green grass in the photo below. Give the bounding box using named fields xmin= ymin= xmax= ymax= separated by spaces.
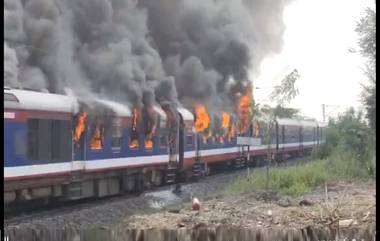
xmin=228 ymin=151 xmax=374 ymax=197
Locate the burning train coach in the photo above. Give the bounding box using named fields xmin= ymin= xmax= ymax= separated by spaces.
xmin=4 ymin=87 xmax=327 ymax=204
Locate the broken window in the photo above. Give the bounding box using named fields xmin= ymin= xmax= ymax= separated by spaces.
xmin=186 ymin=135 xmax=193 ymax=146
xmin=143 ymin=108 xmax=156 ymax=151
xmin=111 ymin=118 xmax=123 ymax=150
xmin=90 ymin=119 xmax=104 ymax=151
xmin=159 ymin=135 xmax=167 ymax=149
xmin=129 ymin=109 xmax=140 ymax=150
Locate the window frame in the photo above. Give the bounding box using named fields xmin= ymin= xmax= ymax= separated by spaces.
xmin=111 ymin=118 xmax=123 ymax=152
xmin=186 ymin=134 xmax=194 ymax=147
xmin=27 ymin=118 xmax=72 ymax=162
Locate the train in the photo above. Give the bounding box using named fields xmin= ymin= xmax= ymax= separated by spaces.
xmin=4 ymin=87 xmax=327 ymax=204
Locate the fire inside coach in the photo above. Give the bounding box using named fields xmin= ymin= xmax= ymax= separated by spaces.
xmin=4 ymin=87 xmax=326 ymax=204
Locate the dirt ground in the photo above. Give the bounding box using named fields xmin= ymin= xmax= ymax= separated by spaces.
xmin=123 ymin=181 xmax=376 ymax=230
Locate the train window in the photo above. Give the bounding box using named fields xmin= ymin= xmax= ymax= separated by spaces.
xmin=186 ymin=135 xmax=193 ymax=146
xmin=51 ymin=120 xmax=72 ymax=161
xmin=36 ymin=119 xmax=52 ymax=161
xmin=4 ymin=93 xmax=19 ymax=102
xmin=14 ymin=130 xmax=26 ymax=155
xmin=111 ymin=119 xmax=123 ymax=151
xmin=27 ymin=119 xmax=39 ymax=160
xmin=90 ymin=119 xmax=104 ymax=151
xmin=129 ymin=137 xmax=139 ymax=150
xmin=144 ymin=136 xmax=154 ymax=150
xmin=27 ymin=119 xmax=71 ymax=162
xmin=159 ymin=135 xmax=167 ymax=149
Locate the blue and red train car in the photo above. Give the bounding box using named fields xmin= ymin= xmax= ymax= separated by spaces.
xmin=4 ymin=87 xmax=326 ymax=204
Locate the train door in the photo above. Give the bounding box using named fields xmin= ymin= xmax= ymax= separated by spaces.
xmin=299 ymin=126 xmax=303 ymax=155
xmin=275 ymin=121 xmax=279 ymax=162
xmin=73 ymin=112 xmax=84 ymax=158
xmin=317 ymin=126 xmax=320 ymax=147
xmin=178 ymin=113 xmax=184 ymax=170
xmin=72 ymin=111 xmax=87 ymax=178
xmin=281 ymin=125 xmax=285 ymax=154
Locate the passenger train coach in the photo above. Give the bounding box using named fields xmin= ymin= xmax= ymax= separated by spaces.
xmin=4 ymin=87 xmax=327 ymax=204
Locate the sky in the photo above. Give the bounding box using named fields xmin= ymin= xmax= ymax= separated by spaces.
xmin=251 ymin=0 xmax=375 ymax=122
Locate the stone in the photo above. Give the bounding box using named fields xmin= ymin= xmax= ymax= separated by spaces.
xmin=299 ymin=199 xmax=313 ymax=206
xmin=267 ymin=210 xmax=272 ymax=216
xmin=339 ymin=219 xmax=355 ymax=228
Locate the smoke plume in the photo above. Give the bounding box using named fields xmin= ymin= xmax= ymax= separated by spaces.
xmin=4 ymin=0 xmax=291 ymax=117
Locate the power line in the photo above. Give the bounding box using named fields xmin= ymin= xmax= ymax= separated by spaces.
xmin=322 ymin=104 xmax=340 ymax=122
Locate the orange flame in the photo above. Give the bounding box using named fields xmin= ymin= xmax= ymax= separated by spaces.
xmin=221 ymin=112 xmax=230 ymax=129
xmin=129 ymin=108 xmax=140 ymax=149
xmin=144 ymin=107 xmax=156 ymax=150
xmin=144 ymin=128 xmax=155 ymax=150
xmin=238 ymin=86 xmax=253 ymax=134
xmin=91 ymin=122 xmax=103 ymax=150
xmin=228 ymin=124 xmax=236 ymax=142
xmin=194 ymin=105 xmax=210 ymax=133
xmin=74 ymin=112 xmax=88 ymax=142
xmin=144 ymin=139 xmax=153 ymax=150
xmin=129 ymin=139 xmax=139 ymax=149
xmin=131 ymin=108 xmax=139 ymax=131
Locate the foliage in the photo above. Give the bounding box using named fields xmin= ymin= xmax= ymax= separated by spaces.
xmin=355 ymin=7 xmax=376 ymax=130
xmin=252 ymin=69 xmax=300 ymax=188
xmin=229 ymin=160 xmax=328 ymax=197
xmin=261 ymin=105 xmax=300 ymax=119
xmin=229 ymin=107 xmax=375 ymax=197
xmin=356 ymin=8 xmax=376 ymax=63
xmin=269 ymin=69 xmax=300 ymax=106
xmin=311 ymin=107 xmax=375 ymax=177
xmin=360 ymin=66 xmax=376 ymax=130
xmin=228 ymin=151 xmax=374 ymax=197
xmin=325 ymin=109 xmax=373 ymax=153
xmin=331 ymin=108 xmax=375 ymax=176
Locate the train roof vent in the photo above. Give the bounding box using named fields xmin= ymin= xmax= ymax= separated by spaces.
xmin=4 ymin=93 xmax=19 ymax=102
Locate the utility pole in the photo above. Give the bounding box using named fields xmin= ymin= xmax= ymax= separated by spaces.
xmin=322 ymin=104 xmax=326 ymax=122
xmin=322 ymin=104 xmax=340 ymax=122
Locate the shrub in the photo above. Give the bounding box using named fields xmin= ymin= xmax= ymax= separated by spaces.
xmin=228 ymin=108 xmax=375 ymax=197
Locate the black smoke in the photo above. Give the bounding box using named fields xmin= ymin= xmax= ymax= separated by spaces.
xmin=4 ymin=0 xmax=291 ymax=115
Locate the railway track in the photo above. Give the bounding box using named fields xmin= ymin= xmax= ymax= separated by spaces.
xmin=4 ymin=155 xmax=312 ymax=226
xmin=4 ymin=192 xmax=140 ymax=226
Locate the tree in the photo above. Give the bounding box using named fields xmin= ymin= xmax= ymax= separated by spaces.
xmin=324 ymin=107 xmax=375 ymax=178
xmin=356 ymin=7 xmax=376 ymax=130
xmin=261 ymin=105 xmax=300 ymax=119
xmin=270 ymin=69 xmax=300 ymax=105
xmin=253 ymin=69 xmax=300 ymax=188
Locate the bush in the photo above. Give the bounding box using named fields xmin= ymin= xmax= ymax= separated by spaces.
xmin=229 ymin=160 xmax=329 ymax=197
xmin=316 ymin=108 xmax=375 ymax=178
xmin=229 ymin=108 xmax=375 ymax=197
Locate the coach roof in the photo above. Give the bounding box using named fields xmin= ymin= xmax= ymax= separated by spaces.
xmin=4 ymin=88 xmax=78 ymax=113
xmin=177 ymin=107 xmax=194 ymax=121
xmin=276 ymin=118 xmax=301 ymax=126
